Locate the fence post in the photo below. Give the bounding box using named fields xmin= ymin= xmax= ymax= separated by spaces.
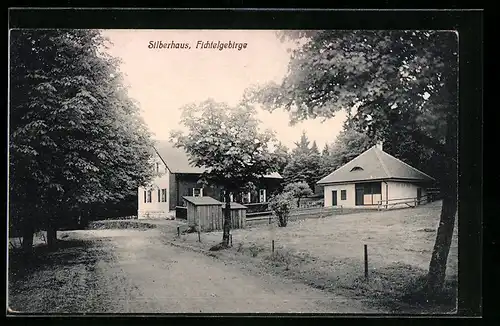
xmin=198 ymin=230 xmax=201 ymax=242
xmin=364 ymin=244 xmax=369 ymax=281
xmin=272 ymin=240 xmax=275 ymax=253
xmin=177 ymin=226 xmax=180 ymax=237
xmin=230 ymin=234 xmax=233 ymax=247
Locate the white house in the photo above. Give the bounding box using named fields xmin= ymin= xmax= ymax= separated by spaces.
xmin=317 ymin=144 xmax=435 ymax=209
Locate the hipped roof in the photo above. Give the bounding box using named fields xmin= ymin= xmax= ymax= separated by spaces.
xmin=154 ymin=141 xmax=282 ymax=179
xmin=317 ymin=146 xmax=435 ymax=185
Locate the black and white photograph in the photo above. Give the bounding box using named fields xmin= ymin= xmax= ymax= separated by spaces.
xmin=7 ymin=10 xmax=481 ymax=316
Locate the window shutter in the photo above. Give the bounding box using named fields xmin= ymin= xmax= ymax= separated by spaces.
xmin=158 ymin=189 xmax=160 ymax=202
xmin=144 ymin=190 xmax=146 ymax=203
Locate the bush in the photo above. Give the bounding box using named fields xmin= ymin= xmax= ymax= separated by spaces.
xmin=283 ymin=182 xmax=314 ymax=207
xmin=269 ymin=192 xmax=294 ymax=227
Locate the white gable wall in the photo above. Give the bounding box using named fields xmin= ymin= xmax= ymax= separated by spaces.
xmin=137 ymin=153 xmax=171 ymax=219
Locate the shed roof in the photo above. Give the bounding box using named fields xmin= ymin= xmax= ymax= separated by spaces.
xmin=222 ymin=202 xmax=248 ymax=209
xmin=317 ymin=146 xmax=435 ymax=185
xmin=154 ymin=140 xmax=283 ymax=178
xmin=182 ymin=196 xmax=223 ymax=206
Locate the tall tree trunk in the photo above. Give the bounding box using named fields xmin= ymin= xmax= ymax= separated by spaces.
xmin=221 ymin=191 xmax=231 ymax=247
xmin=427 ymin=113 xmax=458 ymax=292
xmin=47 ymin=223 xmax=57 ymax=250
xmin=22 ymin=224 xmax=34 ymax=255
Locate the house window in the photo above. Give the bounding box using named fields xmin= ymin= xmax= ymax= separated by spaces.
xmin=242 ymin=192 xmax=251 ymax=204
xmin=341 ymin=190 xmax=347 ymax=200
xmin=259 ymin=189 xmax=267 ymax=203
xmin=350 ymin=166 xmax=364 ymax=172
xmin=146 ymin=190 xmax=152 ymax=203
xmin=158 ymin=189 xmax=161 ymax=202
xmin=161 ymin=189 xmax=167 ymax=202
xmin=143 ymin=190 xmax=147 ymax=203
xmin=222 ymin=191 xmax=234 ymax=202
xmin=363 ymin=182 xmax=381 ymax=195
xmin=193 ymin=188 xmax=203 ymax=197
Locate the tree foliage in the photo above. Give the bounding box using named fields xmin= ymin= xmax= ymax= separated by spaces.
xmin=269 ymin=192 xmax=294 ymax=227
xmin=170 ymin=99 xmax=280 ymax=247
xmin=9 ymin=29 xmax=155 ymax=251
xmin=273 ymin=141 xmax=291 ymax=174
xmin=283 ymin=181 xmax=314 ymax=207
xmin=283 ymin=132 xmax=321 ymax=190
xmin=247 ymin=30 xmax=458 ymax=292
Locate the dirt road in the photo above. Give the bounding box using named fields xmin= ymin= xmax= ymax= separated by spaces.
xmin=64 ymin=227 xmax=374 ymax=313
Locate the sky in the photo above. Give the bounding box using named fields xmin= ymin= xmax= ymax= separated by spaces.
xmin=102 ymin=30 xmax=347 ymax=150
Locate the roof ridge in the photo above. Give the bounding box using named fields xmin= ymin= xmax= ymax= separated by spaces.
xmin=317 ymin=146 xmax=376 ymax=183
xmin=373 ymin=147 xmax=391 ymax=178
xmin=378 ymin=149 xmax=435 ymax=181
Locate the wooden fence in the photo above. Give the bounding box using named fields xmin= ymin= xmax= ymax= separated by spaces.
xmin=376 ymin=193 xmax=441 ymax=210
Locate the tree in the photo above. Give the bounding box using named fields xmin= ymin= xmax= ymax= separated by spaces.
xmin=310 ymin=141 xmax=320 ymax=155
xmin=283 ymin=132 xmax=321 ymax=189
xmin=283 ymin=182 xmax=314 ymax=207
xmin=9 ymin=30 xmax=155 ymax=252
xmin=330 ymin=127 xmax=376 ymax=167
xmin=292 ymin=131 xmax=312 ymax=156
xmin=273 ymin=142 xmax=291 ymax=174
xmin=170 ymin=99 xmax=279 ymax=248
xmin=247 ymin=30 xmax=458 ymax=292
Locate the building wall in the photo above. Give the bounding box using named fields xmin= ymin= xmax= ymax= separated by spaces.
xmin=323 ymin=180 xmax=428 ymax=208
xmin=385 ymin=181 xmax=428 ymax=207
xmin=387 ymin=181 xmax=419 ymax=200
xmin=138 ymin=154 xmax=170 ymax=219
xmin=175 ymin=175 xmax=283 ymax=207
xmin=323 ymin=183 xmax=356 ymax=207
xmin=168 ymin=172 xmax=177 ymax=211
xmin=175 ymin=174 xmax=206 ymax=207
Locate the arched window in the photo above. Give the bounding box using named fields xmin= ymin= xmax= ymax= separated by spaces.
xmin=350 ymin=166 xmax=364 ymax=172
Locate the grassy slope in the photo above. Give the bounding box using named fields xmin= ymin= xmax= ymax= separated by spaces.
xmin=167 ymin=201 xmax=458 ymax=313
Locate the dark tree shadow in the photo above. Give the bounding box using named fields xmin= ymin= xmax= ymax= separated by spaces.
xmin=8 ymin=239 xmax=101 ymax=283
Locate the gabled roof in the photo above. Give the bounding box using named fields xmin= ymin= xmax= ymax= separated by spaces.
xmin=154 ymin=140 xmax=283 ymax=179
xmin=154 ymin=141 xmax=205 ymax=174
xmin=317 ymin=146 xmax=435 ymax=185
xmin=183 ymin=196 xmax=223 ymax=206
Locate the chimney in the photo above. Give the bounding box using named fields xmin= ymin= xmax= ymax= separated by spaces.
xmin=376 ymin=141 xmax=383 ymax=151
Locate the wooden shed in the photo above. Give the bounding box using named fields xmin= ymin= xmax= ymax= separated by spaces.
xmin=222 ymin=202 xmax=247 ymax=229
xmin=183 ymin=196 xmax=224 ymax=232
xmin=182 ymin=196 xmax=247 ymax=232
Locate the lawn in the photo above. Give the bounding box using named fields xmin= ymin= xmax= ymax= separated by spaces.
xmin=168 ymin=200 xmax=458 ymax=313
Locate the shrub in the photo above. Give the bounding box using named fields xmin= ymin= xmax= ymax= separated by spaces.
xmin=249 ymin=244 xmax=262 ymax=257
xmin=269 ymin=192 xmax=294 ymax=227
xmin=283 ymin=182 xmax=314 ymax=208
xmin=266 ymin=250 xmax=292 ymax=270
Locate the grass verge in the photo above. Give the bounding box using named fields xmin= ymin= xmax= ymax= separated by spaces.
xmin=166 ymin=230 xmax=457 ymax=314
xmin=8 ymin=238 xmax=115 ymax=313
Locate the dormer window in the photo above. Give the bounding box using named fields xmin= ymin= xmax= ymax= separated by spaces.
xmin=350 ymin=166 xmax=364 ymax=172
